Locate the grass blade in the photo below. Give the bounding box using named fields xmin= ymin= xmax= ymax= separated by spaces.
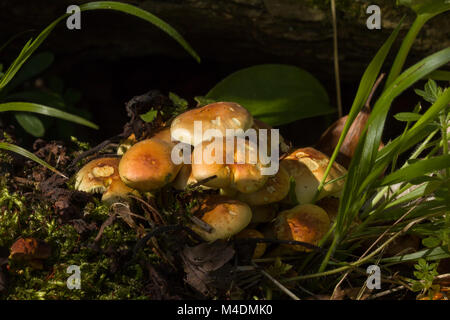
xmin=0 ymin=142 xmax=67 ymax=178
xmin=0 ymin=102 xmax=99 ymax=129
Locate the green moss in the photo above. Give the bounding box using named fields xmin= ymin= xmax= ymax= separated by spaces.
xmin=0 ymin=179 xmax=158 ymax=300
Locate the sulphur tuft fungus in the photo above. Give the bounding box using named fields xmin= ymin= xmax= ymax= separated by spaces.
xmin=75 ymin=157 xmax=138 ymax=205
xmin=281 ymin=147 xmax=347 ymax=204
xmin=275 ymin=204 xmax=330 ymax=252
xmin=191 ymin=136 xmax=269 ymax=193
xmin=190 ymin=196 xmax=252 ymax=242
xmin=118 ymin=138 xmax=182 ymax=191
xmin=170 ymin=101 xmax=253 ymax=146
xmin=237 ymin=165 xmax=290 ymax=206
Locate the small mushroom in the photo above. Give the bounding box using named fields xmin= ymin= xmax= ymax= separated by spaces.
xmin=190 ymin=196 xmax=252 ymax=242
xmin=237 ymin=166 xmax=290 ymax=206
xmin=170 ymin=101 xmax=254 ymax=146
xmin=191 ymin=136 xmax=269 ymax=193
xmin=275 ymin=204 xmax=330 ymax=252
xmin=75 ymin=157 xmax=138 ymax=204
xmin=281 ymin=147 xmax=347 ymax=204
xmin=235 ymin=228 xmax=267 ymax=259
xmin=118 ymin=138 xmax=182 ymax=191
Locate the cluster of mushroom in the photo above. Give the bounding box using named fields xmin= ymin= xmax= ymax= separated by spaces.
xmin=74 ymin=101 xmax=347 ymax=257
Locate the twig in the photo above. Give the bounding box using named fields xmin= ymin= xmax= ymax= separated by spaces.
xmin=364 ymin=73 xmax=386 ymax=111
xmin=252 ymin=261 xmax=301 ymax=300
xmin=190 ymin=215 xmax=213 ymax=233
xmin=331 ymin=0 xmax=342 ymax=118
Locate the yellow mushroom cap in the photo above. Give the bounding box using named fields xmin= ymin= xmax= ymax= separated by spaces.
xmin=75 ymin=157 xmax=121 ymax=193
xmin=170 ymin=102 xmax=253 ymax=145
xmin=152 ymin=127 xmax=175 ymax=145
xmin=281 ymin=147 xmax=347 ymax=204
xmin=235 ymin=228 xmax=267 ymax=259
xmin=191 ymin=136 xmax=268 ymax=193
xmin=237 ymin=166 xmax=290 ymax=206
xmin=118 ymin=138 xmax=182 ymax=191
xmin=75 ymin=157 xmax=138 ymax=204
xmin=191 ymin=196 xmax=252 ymax=242
xmin=275 ymin=204 xmax=330 ymax=252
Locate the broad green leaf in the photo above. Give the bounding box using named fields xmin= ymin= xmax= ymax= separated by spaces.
xmin=0 ymin=142 xmax=66 ymax=178
xmin=206 ymin=64 xmax=333 ymax=126
xmin=14 ymin=113 xmax=45 ymax=137
xmin=394 ymin=112 xmax=422 ymax=122
xmin=0 ymin=102 xmax=98 ymax=129
xmin=422 ymin=236 xmax=441 ymax=248
xmin=380 ymin=155 xmax=450 ymax=186
xmin=0 ymin=1 xmax=199 ymax=90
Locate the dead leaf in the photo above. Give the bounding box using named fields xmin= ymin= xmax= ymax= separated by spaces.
xmin=181 ymin=240 xmax=235 ymax=297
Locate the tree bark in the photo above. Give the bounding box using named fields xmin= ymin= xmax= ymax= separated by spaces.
xmin=0 ymin=0 xmax=449 ymax=81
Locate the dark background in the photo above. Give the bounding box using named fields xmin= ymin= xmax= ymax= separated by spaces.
xmin=0 ymin=0 xmax=448 ymax=147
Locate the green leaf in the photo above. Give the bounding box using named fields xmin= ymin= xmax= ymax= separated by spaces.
xmin=0 ymin=142 xmax=66 ymax=178
xmin=140 ymin=109 xmax=158 ymax=123
xmin=14 ymin=113 xmax=45 ymax=137
xmin=422 ymin=236 xmax=441 ymax=248
xmin=381 ymin=246 xmax=450 ymax=264
xmin=397 ymin=0 xmax=450 ymax=15
xmin=379 ymin=155 xmax=450 ymax=186
xmin=427 ymin=70 xmax=450 ymax=81
xmin=5 ymin=90 xmax=66 ymax=108
xmin=206 ymin=64 xmax=333 ymax=126
xmin=394 ymin=112 xmax=422 ymax=122
xmin=0 ymin=102 xmax=98 ymax=129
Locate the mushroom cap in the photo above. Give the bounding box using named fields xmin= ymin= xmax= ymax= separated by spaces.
xmin=101 ymin=178 xmax=140 ymax=205
xmin=75 ymin=157 xmax=138 ymax=204
xmin=235 ymin=228 xmax=267 ymax=259
xmin=152 ymin=127 xmax=175 ymax=145
xmin=281 ymin=147 xmax=347 ymax=204
xmin=191 ymin=136 xmax=268 ymax=193
xmin=75 ymin=157 xmax=122 ymax=193
xmin=190 ymin=196 xmax=252 ymax=242
xmin=118 ymin=138 xmax=182 ymax=191
xmin=237 ymin=166 xmax=290 ymax=206
xmin=275 ymin=204 xmax=330 ymax=252
xmin=170 ymin=102 xmax=253 ymax=145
